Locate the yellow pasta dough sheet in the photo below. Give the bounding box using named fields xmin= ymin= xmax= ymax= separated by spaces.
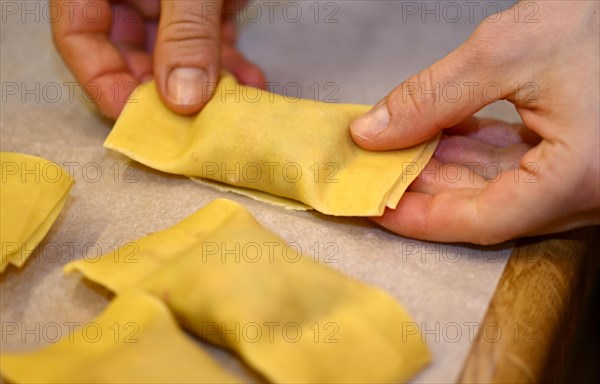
xmin=0 ymin=290 xmax=241 ymax=384
xmin=1 ymin=152 xmax=73 ymax=273
xmin=105 ymin=73 xmax=439 ymax=216
xmin=66 ymin=198 xmax=430 ymax=383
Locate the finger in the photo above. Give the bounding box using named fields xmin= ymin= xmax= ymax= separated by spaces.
xmin=408 ymin=158 xmax=487 ymax=195
xmin=154 ymin=0 xmax=224 ymax=115
xmin=218 ymin=17 xmax=266 ymax=87
xmin=220 ymin=10 xmax=237 ymax=45
xmin=221 ymin=46 xmax=266 ymax=88
xmin=116 ymin=47 xmax=153 ymax=82
xmin=110 ymin=2 xmax=152 ymax=81
xmin=350 ymin=5 xmax=522 ymax=151
xmin=145 ymin=21 xmax=159 ymax=54
xmin=131 ymin=0 xmax=160 ymax=18
xmin=130 ymin=0 xmax=160 ymax=55
xmin=446 ymin=117 xmax=542 ymax=147
xmin=372 ymin=159 xmax=576 ymax=244
xmin=51 ymin=0 xmax=138 ymax=119
xmin=434 ymin=135 xmax=531 ymax=178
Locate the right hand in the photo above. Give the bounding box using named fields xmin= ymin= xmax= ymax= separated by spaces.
xmin=350 ymin=1 xmax=600 ymax=244
xmin=51 ymin=0 xmax=265 ymax=119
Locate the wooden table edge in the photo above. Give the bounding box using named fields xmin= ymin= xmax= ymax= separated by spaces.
xmin=457 ymin=226 xmax=599 ymax=383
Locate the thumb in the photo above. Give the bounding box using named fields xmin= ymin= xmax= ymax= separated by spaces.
xmin=351 ymin=37 xmax=512 ymax=150
xmin=155 ymin=0 xmax=223 ymax=115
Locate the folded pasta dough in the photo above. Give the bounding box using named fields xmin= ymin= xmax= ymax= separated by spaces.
xmin=1 ymin=152 xmax=73 ymax=273
xmin=66 ymin=198 xmax=430 ymax=383
xmin=105 ymin=73 xmax=439 ymax=216
xmin=0 ymin=290 xmax=240 ymax=384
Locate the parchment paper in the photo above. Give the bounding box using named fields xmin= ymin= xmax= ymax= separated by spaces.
xmin=1 ymin=1 xmax=518 ymax=382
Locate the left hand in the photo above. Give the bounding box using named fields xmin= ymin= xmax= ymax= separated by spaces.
xmin=51 ymin=0 xmax=265 ymax=119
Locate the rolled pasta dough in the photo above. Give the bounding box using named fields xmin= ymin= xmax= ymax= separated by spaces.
xmin=66 ymin=199 xmax=431 ymax=383
xmin=105 ymin=74 xmax=438 ymax=216
xmin=0 ymin=152 xmax=72 ymax=273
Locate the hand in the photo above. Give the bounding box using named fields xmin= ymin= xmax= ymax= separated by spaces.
xmin=51 ymin=0 xmax=265 ymax=119
xmin=350 ymin=1 xmax=599 ymax=244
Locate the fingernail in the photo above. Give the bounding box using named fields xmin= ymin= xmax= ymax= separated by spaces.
xmin=167 ymin=67 xmax=207 ymax=106
xmin=351 ymin=102 xmax=390 ymax=140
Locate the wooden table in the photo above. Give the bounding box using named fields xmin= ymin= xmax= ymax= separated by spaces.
xmin=459 ymin=227 xmax=599 ymax=383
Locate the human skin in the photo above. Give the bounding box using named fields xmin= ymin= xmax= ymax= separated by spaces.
xmin=351 ymin=1 xmax=600 ymax=244
xmin=51 ymin=0 xmax=266 ymax=119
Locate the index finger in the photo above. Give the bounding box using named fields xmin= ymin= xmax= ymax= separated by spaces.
xmin=51 ymin=0 xmax=138 ymax=119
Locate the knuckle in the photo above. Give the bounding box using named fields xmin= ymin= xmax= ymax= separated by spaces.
xmin=388 ymin=68 xmax=440 ymax=130
xmin=167 ymin=3 xmax=220 ymax=28
xmin=160 ymin=20 xmax=219 ymax=46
